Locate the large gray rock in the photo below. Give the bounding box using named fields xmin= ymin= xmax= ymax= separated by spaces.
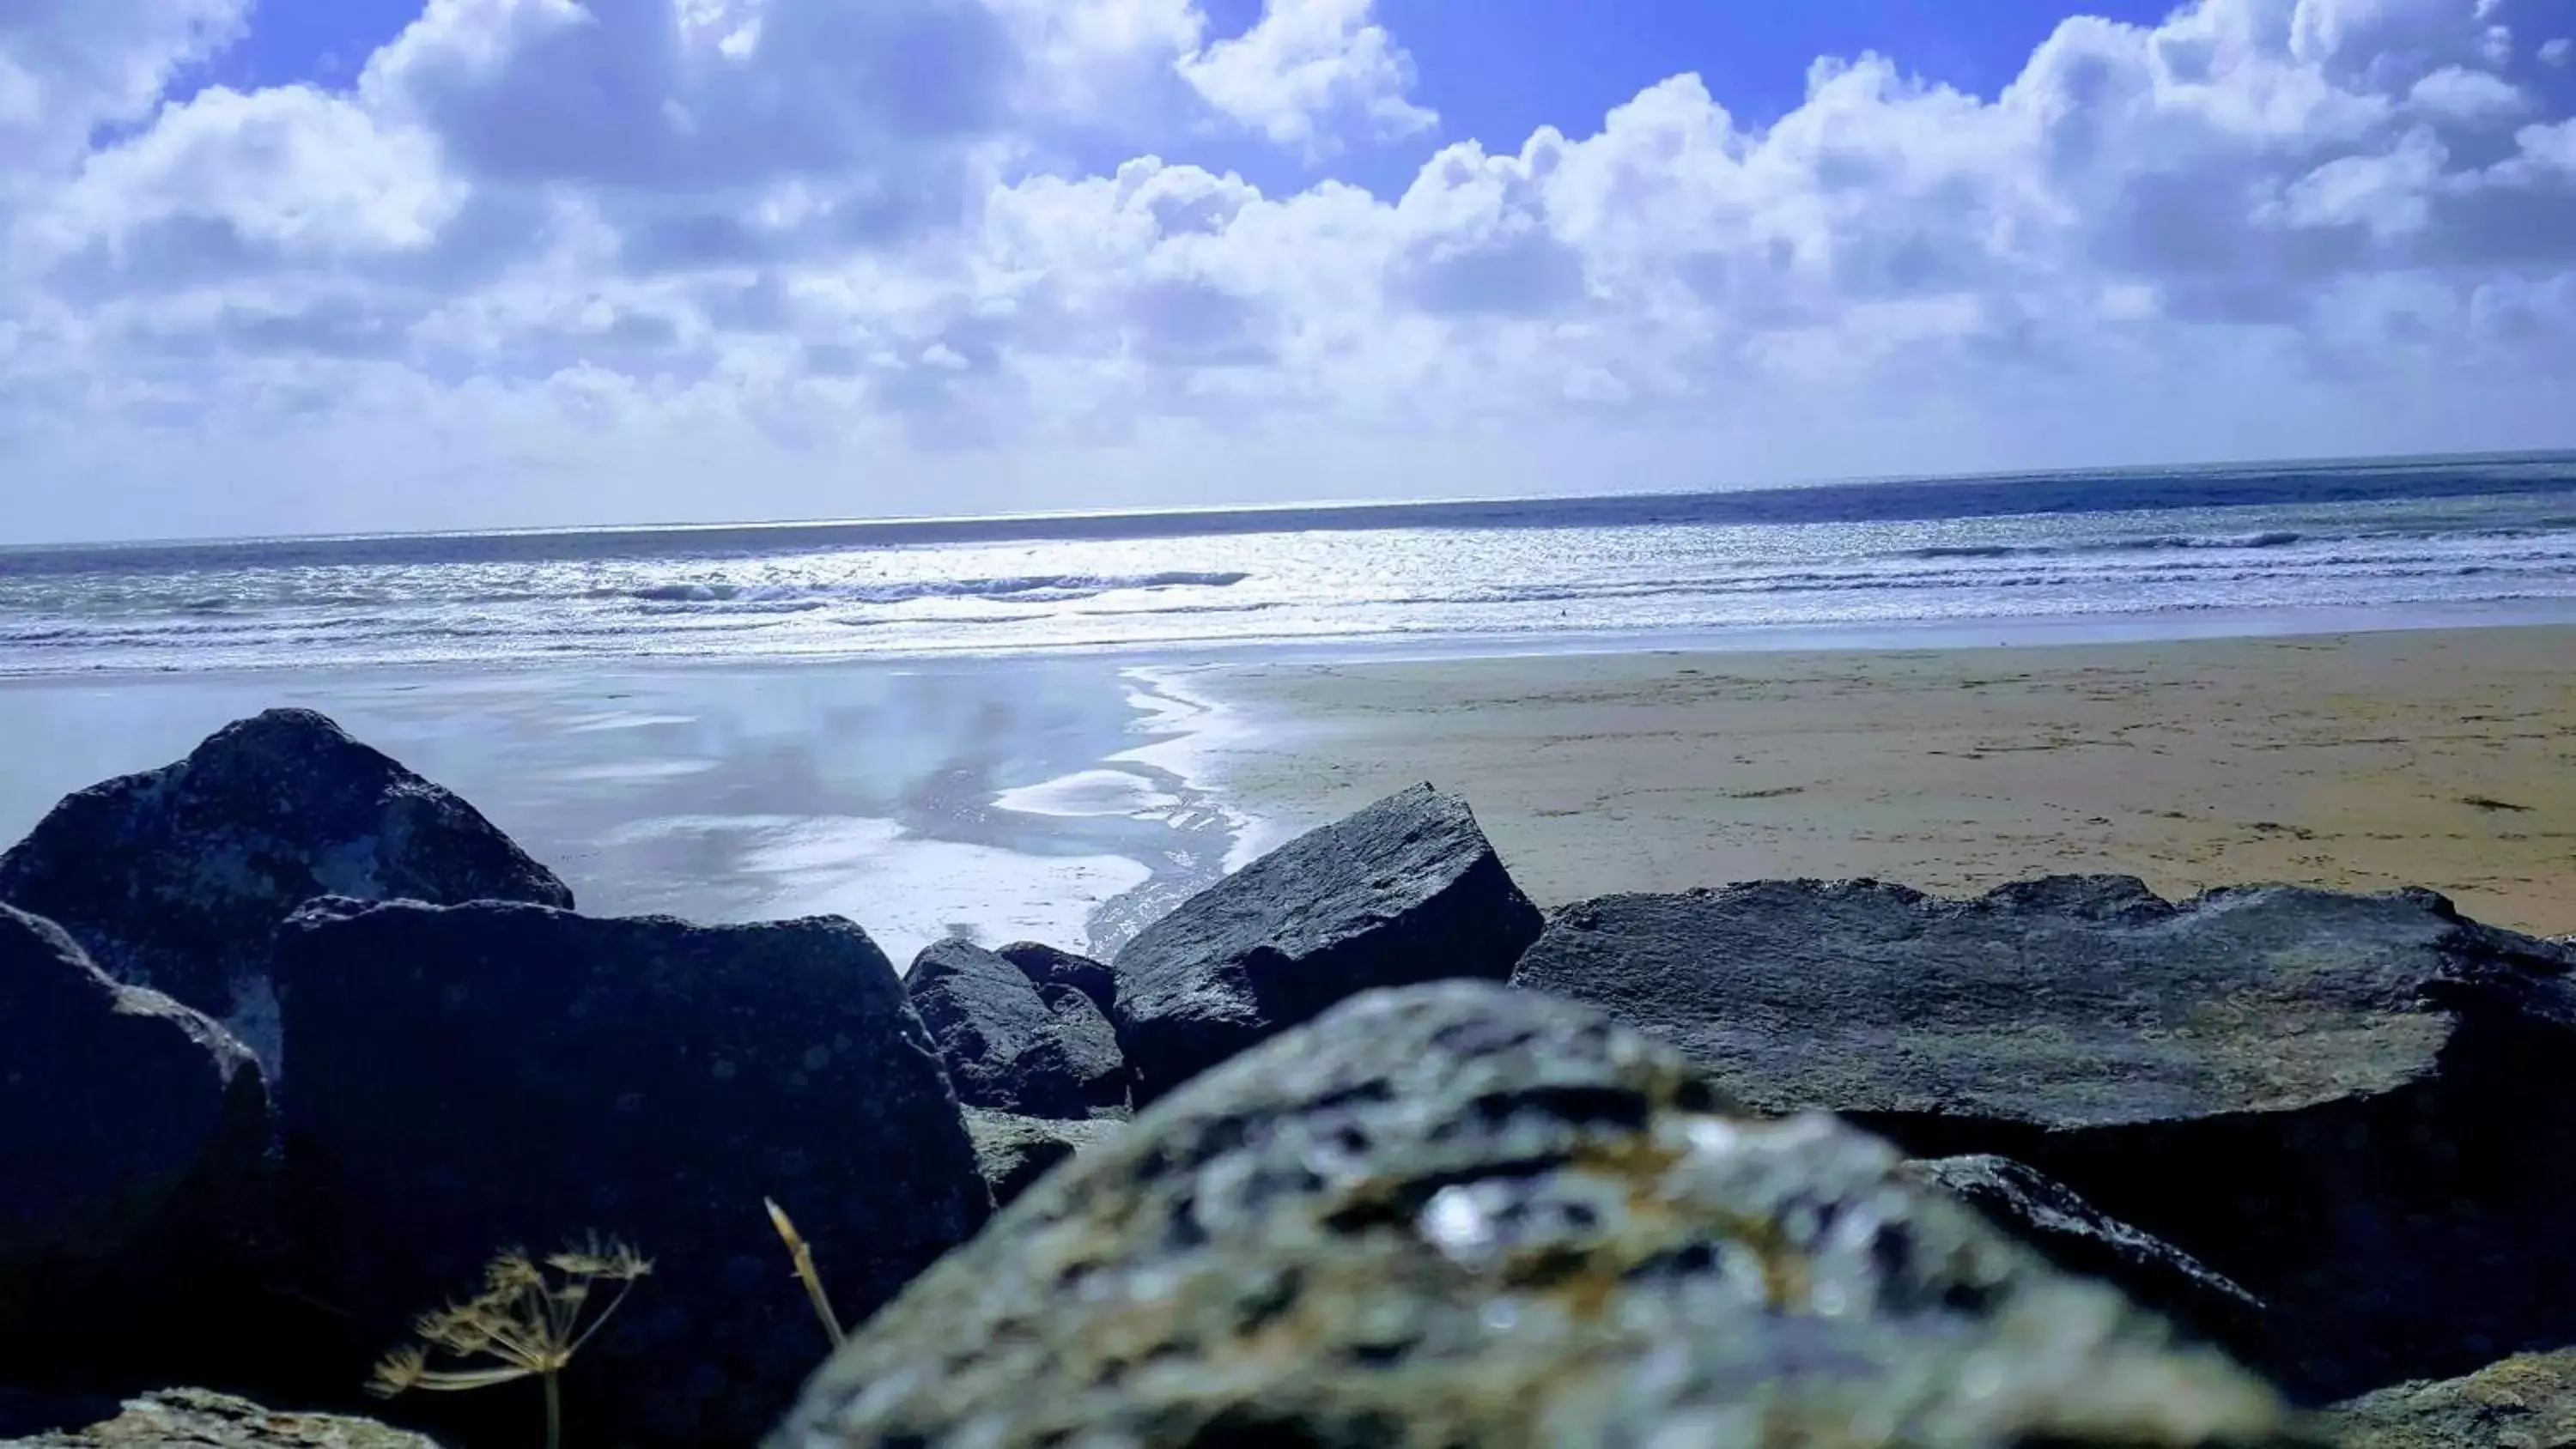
xmin=960 ymin=1108 xmax=1126 ymax=1208
xmin=1904 ymin=1155 xmax=2268 ymax=1365
xmin=0 ymin=906 xmax=269 ymax=1380
xmin=908 ymin=938 xmax=1128 ymax=1119
xmin=0 ymin=710 xmax=570 ymax=1047
xmin=773 ymin=982 xmax=2293 ymax=1449
xmin=273 ymin=900 xmax=991 ymax=1448
xmin=997 ymin=942 xmax=1115 ymax=1016
xmin=0 ymin=1389 xmax=438 ymax=1449
xmin=1110 ymin=785 xmax=1542 ymax=1105
xmin=1510 ymin=876 xmax=2576 ymax=1401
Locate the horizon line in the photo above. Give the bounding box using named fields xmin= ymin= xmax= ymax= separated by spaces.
xmin=9 ymin=445 xmax=2573 ymax=554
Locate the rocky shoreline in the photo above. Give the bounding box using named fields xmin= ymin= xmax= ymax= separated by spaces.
xmin=5 ymin=707 xmax=2574 ymax=1447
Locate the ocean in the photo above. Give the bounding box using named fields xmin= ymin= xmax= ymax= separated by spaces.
xmin=7 ymin=452 xmax=2576 ymax=677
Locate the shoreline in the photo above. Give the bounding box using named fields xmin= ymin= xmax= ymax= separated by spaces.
xmin=11 ymin=597 xmax=2576 ymax=689
xmin=4 ymin=619 xmax=2568 ymax=956
xmin=0 ymin=659 xmax=1240 ymax=967
xmin=1168 ymin=624 xmax=2576 ymax=937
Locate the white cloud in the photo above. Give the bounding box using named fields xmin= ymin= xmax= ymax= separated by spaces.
xmin=1176 ymin=0 xmax=1436 ymax=153
xmin=50 ymin=86 xmax=462 ymax=258
xmin=0 ymin=0 xmax=248 ymax=181
xmin=1 ymin=0 xmax=2573 ymax=542
xmin=2541 ymin=37 xmax=2573 ymax=67
xmin=2405 ymin=64 xmax=2526 ymax=119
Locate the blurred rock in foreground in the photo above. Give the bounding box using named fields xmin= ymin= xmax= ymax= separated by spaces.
xmin=774 ymin=981 xmax=2294 ymax=1449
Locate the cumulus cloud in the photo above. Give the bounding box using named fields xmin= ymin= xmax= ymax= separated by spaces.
xmin=0 ymin=0 xmax=2572 ymax=540
xmin=1176 ymin=0 xmax=1436 ymax=152
xmin=0 ymin=0 xmax=248 ymax=179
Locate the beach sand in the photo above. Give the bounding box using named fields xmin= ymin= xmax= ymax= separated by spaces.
xmin=1184 ymin=626 xmax=2576 ymax=937
xmin=5 ymin=626 xmax=2567 ymax=956
xmin=0 ymin=660 xmax=1239 ymax=967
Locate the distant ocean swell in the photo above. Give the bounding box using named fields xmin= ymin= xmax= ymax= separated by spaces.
xmin=620 ymin=570 xmax=1255 ymax=607
xmin=3 ymin=453 xmax=2574 ymax=676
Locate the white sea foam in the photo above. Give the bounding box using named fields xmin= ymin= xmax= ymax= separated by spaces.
xmin=738 ymin=816 xmax=1152 ymax=968
xmin=6 ymin=460 xmax=2576 ymax=676
xmin=992 ymin=769 xmax=1180 ymax=820
xmin=1113 ymin=666 xmax=1303 ymax=873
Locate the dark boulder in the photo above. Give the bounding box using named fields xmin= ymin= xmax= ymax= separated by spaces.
xmin=1109 ymin=785 xmax=1541 ymax=1105
xmin=0 ymin=1388 xmax=439 ymax=1449
xmin=908 ymin=939 xmax=1128 ymax=1119
xmin=775 ymin=982 xmax=2293 ymax=1449
xmin=0 ymin=710 xmax=569 ymax=1050
xmin=1904 ymin=1155 xmax=2268 ymax=1363
xmin=1510 ymin=875 xmax=2576 ymax=1400
xmin=997 ymin=942 xmax=1116 ymax=1015
xmin=0 ymin=905 xmax=270 ymax=1381
xmin=2323 ymin=1349 xmax=2576 ymax=1447
xmin=273 ymin=900 xmax=990 ymax=1448
xmin=960 ymin=1109 xmax=1126 ymax=1208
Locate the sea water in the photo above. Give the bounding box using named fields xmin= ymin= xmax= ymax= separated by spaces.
xmin=7 ymin=452 xmax=2575 ymax=677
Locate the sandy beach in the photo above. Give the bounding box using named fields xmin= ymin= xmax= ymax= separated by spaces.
xmin=4 ymin=624 xmax=2569 ymax=956
xmin=0 ymin=660 xmax=1242 ymax=967
xmin=1186 ymin=625 xmax=2576 ymax=937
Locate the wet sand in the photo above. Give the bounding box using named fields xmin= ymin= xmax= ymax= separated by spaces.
xmin=0 ymin=661 xmax=1241 ymax=966
xmin=1184 ymin=626 xmax=2576 ymax=937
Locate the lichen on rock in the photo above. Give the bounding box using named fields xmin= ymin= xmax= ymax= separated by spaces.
xmin=0 ymin=1388 xmax=440 ymax=1449
xmin=775 ymin=982 xmax=2297 ymax=1449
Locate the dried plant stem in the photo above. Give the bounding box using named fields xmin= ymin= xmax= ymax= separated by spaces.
xmin=765 ymin=1197 xmax=846 ymax=1348
xmin=367 ymin=1237 xmax=653 ymax=1449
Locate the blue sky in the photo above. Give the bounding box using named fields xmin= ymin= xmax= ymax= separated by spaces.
xmin=183 ymin=1 xmax=2174 ymax=106
xmin=171 ymin=0 xmax=2189 ymax=195
xmin=3 ymin=0 xmax=2574 ymax=541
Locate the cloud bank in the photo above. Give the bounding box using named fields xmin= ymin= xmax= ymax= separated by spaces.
xmin=2 ymin=0 xmax=2572 ymax=540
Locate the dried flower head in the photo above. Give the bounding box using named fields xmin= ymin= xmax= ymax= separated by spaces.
xmin=368 ymin=1236 xmax=653 ymax=1449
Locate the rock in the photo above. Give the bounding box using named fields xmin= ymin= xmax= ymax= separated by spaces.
xmin=997 ymin=942 xmax=1116 ymax=1015
xmin=0 ymin=710 xmax=570 ymax=1051
xmin=1509 ymin=876 xmax=2576 ymax=1401
xmin=961 ymin=1109 xmax=1127 ymax=1208
xmin=0 ymin=1388 xmax=440 ymax=1449
xmin=273 ymin=900 xmax=990 ymax=1448
xmin=908 ymin=938 xmax=1129 ymax=1119
xmin=1903 ymin=1155 xmax=2268 ymax=1362
xmin=0 ymin=906 xmax=270 ymax=1381
xmin=2322 ymin=1349 xmax=2576 ymax=1448
xmin=1109 ymin=785 xmax=1542 ymax=1105
xmin=1034 ymin=984 xmax=1131 ymax=1114
xmin=775 ymin=982 xmax=2294 ymax=1449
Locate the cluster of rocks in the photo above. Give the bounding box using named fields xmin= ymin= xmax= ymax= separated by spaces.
xmin=5 ymin=707 xmax=2574 ymax=1448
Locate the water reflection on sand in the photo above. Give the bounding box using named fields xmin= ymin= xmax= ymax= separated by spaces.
xmin=0 ymin=658 xmax=1262 ymax=967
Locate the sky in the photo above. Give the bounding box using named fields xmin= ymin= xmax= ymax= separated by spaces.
xmin=2 ymin=0 xmax=2573 ymax=543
